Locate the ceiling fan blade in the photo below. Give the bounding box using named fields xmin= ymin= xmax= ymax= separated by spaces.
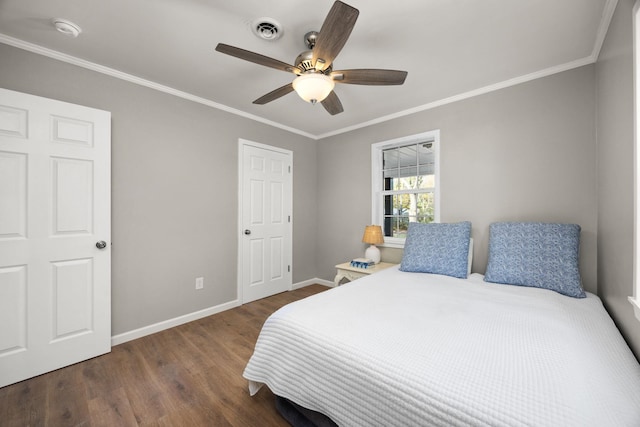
xmin=312 ymin=1 xmax=359 ymax=71
xmin=216 ymin=43 xmax=300 ymax=75
xmin=321 ymin=91 xmax=344 ymax=115
xmin=253 ymin=83 xmax=295 ymax=105
xmin=332 ymin=69 xmax=408 ymax=85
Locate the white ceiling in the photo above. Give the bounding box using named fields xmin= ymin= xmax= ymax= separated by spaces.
xmin=0 ymin=0 xmax=616 ymax=139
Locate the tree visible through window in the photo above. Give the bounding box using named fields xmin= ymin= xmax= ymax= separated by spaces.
xmin=382 ymin=142 xmax=436 ymax=238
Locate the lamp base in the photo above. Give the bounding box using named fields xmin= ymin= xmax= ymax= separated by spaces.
xmin=364 ymin=245 xmax=381 ymax=264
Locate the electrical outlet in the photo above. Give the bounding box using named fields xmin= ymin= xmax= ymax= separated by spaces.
xmin=195 ymin=277 xmax=204 ymax=290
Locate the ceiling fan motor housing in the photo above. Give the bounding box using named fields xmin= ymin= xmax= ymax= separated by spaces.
xmin=295 ymin=50 xmax=332 ymax=74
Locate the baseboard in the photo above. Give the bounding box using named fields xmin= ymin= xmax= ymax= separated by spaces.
xmin=111 ymin=279 xmax=334 ymax=346
xmin=293 ymin=277 xmax=334 ymax=289
xmin=111 ymin=299 xmax=241 ymax=346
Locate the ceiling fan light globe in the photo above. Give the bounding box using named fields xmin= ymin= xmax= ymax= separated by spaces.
xmin=292 ymin=73 xmax=335 ymax=104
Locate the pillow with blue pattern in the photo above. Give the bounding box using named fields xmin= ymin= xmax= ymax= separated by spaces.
xmin=484 ymin=222 xmax=585 ymax=298
xmin=400 ymin=222 xmax=472 ymax=278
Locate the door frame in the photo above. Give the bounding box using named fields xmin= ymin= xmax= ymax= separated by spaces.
xmin=237 ymin=138 xmax=293 ymax=303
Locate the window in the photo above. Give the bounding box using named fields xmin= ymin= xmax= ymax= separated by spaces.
xmin=371 ymin=130 xmax=440 ymax=248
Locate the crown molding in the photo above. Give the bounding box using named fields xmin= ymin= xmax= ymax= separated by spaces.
xmin=592 ymin=0 xmax=619 ymax=60
xmin=316 ymin=56 xmax=595 ymax=139
xmin=0 ymin=0 xmax=618 ymax=141
xmin=319 ymin=0 xmax=619 ymax=139
xmin=0 ymin=33 xmax=317 ymax=140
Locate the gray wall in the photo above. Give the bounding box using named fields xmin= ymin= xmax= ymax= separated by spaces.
xmin=317 ymin=66 xmax=598 ymax=293
xmin=0 ymin=43 xmax=317 ymax=335
xmin=596 ymin=0 xmax=640 ymax=357
xmin=3 ymin=4 xmax=640 ymax=357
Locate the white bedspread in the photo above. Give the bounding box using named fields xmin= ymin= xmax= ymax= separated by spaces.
xmin=243 ymin=267 xmax=640 ymax=426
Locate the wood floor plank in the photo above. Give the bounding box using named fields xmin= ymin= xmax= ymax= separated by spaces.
xmin=45 ymin=363 xmax=91 ymax=426
xmin=82 ymin=351 xmax=124 ymax=400
xmin=110 ymin=342 xmax=173 ymax=424
xmin=1 ymin=374 xmax=48 ymax=427
xmin=191 ymin=370 xmax=288 ymax=427
xmin=87 ymin=386 xmax=138 ymax=426
xmin=0 ymin=284 xmax=330 ymax=426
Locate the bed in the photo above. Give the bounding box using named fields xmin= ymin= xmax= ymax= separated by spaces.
xmin=243 ymin=222 xmax=640 ymax=426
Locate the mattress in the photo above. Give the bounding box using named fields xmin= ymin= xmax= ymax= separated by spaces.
xmin=243 ymin=266 xmax=640 ymax=426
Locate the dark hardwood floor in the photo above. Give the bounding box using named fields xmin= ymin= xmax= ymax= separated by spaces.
xmin=0 ymin=284 xmax=330 ymax=426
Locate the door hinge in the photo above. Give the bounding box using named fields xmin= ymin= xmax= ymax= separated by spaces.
xmin=288 ymin=265 xmax=291 ymax=273
xmin=288 ymin=215 xmax=291 ymax=223
xmin=288 ymin=165 xmax=291 ymax=173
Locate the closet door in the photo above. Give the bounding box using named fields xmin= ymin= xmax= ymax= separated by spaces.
xmin=0 ymin=88 xmax=111 ymax=387
xmin=240 ymin=141 xmax=292 ymax=303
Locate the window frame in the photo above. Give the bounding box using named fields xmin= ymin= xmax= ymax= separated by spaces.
xmin=371 ymin=130 xmax=441 ymax=248
xmin=631 ymin=0 xmax=640 ymax=321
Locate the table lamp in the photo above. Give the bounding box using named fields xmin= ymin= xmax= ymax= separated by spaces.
xmin=362 ymin=225 xmax=384 ymax=264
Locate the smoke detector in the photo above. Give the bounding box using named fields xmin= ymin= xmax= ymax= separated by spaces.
xmin=251 ymin=18 xmax=283 ymax=41
xmin=52 ymin=18 xmax=82 ymax=37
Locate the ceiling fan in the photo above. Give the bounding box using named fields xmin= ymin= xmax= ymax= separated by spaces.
xmin=215 ymin=1 xmax=408 ymax=115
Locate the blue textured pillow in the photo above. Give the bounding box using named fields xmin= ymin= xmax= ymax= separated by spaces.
xmin=400 ymin=222 xmax=472 ymax=278
xmin=484 ymin=222 xmax=585 ymax=298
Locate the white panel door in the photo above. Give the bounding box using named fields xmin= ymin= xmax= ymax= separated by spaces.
xmin=240 ymin=141 xmax=292 ymax=303
xmin=0 ymin=88 xmax=111 ymax=387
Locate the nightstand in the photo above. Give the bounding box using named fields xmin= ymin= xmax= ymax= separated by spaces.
xmin=334 ymin=262 xmax=397 ymax=286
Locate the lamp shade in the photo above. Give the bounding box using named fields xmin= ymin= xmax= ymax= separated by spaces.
xmin=292 ymin=73 xmax=335 ymax=104
xmin=362 ymin=225 xmax=384 ymax=245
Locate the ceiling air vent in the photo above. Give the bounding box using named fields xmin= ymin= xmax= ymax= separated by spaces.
xmin=52 ymin=18 xmax=82 ymax=37
xmin=252 ymin=18 xmax=283 ymax=41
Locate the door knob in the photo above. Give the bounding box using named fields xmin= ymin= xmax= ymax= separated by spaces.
xmin=96 ymin=241 xmax=107 ymax=249
xmin=244 ymin=229 xmax=251 ymax=235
